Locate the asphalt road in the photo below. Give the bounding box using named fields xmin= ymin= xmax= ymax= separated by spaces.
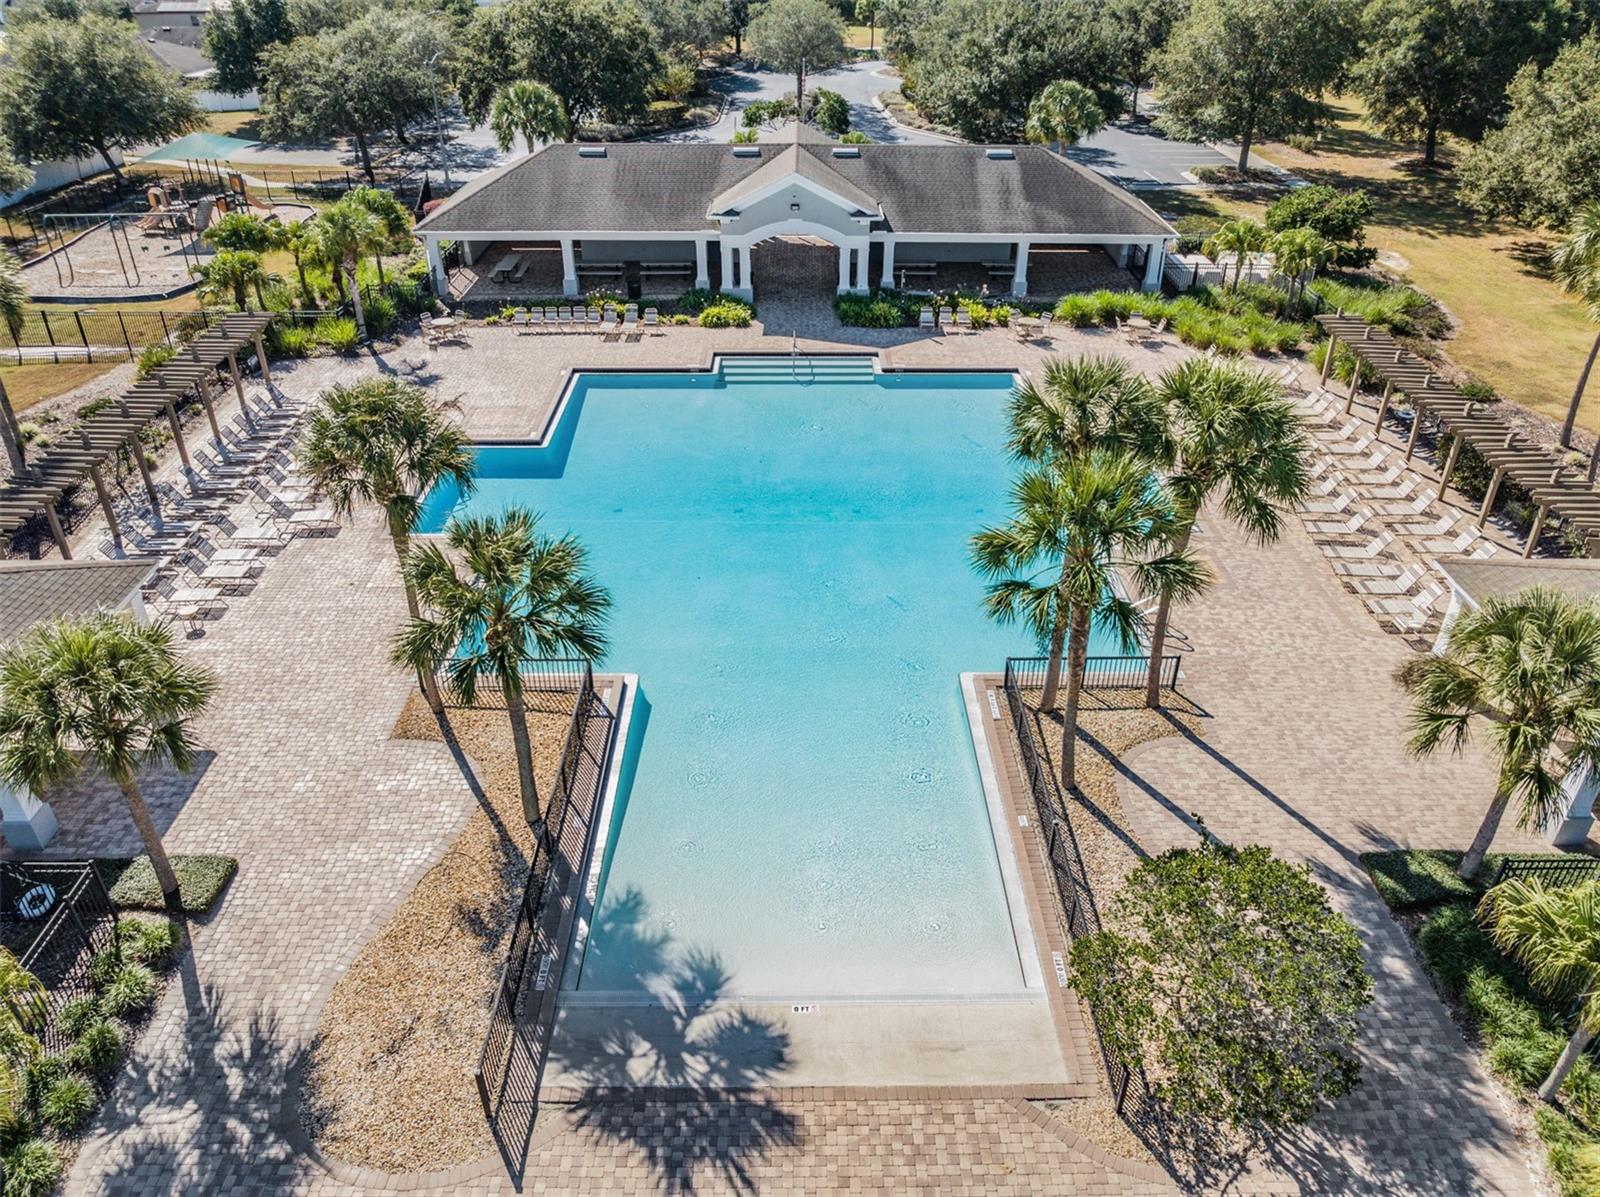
xmin=428 ymin=60 xmax=1232 ymax=188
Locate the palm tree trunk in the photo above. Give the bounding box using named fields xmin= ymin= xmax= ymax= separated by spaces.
xmin=1558 ymin=327 xmax=1600 ymax=449
xmin=115 ymin=772 xmax=181 ymax=902
xmin=347 ymin=261 xmax=368 ymax=340
xmin=1060 ymin=603 xmax=1090 ymax=788
xmin=387 ymin=515 xmax=443 ymax=713
xmin=1538 ymin=1023 xmax=1595 ymax=1103
xmin=504 ymin=685 xmax=542 ymax=838
xmin=233 ymin=281 xmax=248 ymax=310
xmin=1039 ymin=616 xmax=1068 ymax=712
xmin=1146 ymin=522 xmax=1193 ymax=708
xmin=1458 ymin=787 xmax=1511 ymax=881
xmin=0 ymin=376 xmax=25 ymax=472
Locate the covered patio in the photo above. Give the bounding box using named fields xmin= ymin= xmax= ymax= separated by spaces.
xmin=416 ymin=137 xmax=1174 ymax=306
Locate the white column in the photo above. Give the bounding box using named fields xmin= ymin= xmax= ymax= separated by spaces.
xmin=0 ymin=779 xmax=56 ymax=851
xmin=838 ymin=243 xmax=852 ymax=293
xmin=850 ymin=241 xmax=868 ymax=291
xmin=879 ymin=237 xmax=896 ymax=289
xmin=1549 ymin=763 xmax=1599 ymax=847
xmin=720 ymin=240 xmax=734 ymax=293
xmin=560 ymin=237 xmax=578 ymax=297
xmin=1012 ymin=239 xmax=1031 ymax=296
xmin=1115 ymin=243 xmax=1131 ymax=268
xmin=694 ymin=238 xmax=709 ymax=290
xmin=1141 ymin=239 xmax=1165 ymax=292
xmin=424 ymin=237 xmax=446 ymax=293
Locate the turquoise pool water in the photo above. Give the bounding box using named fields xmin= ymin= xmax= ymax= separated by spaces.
xmin=418 ymin=362 xmax=1116 ymax=998
xmin=139 ymin=132 xmax=260 ymax=163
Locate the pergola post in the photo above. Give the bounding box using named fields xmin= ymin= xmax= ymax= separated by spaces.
xmin=253 ymin=332 xmax=271 ymax=386
xmin=164 ymin=400 xmax=192 ymax=473
xmin=194 ymin=381 xmax=224 ymax=449
xmin=88 ymin=463 xmax=121 ymax=552
xmin=1344 ymin=357 xmax=1362 ymax=411
xmin=1374 ymin=380 xmax=1393 ymax=429
xmin=42 ymin=502 xmax=71 ymax=559
xmin=1404 ymin=409 xmax=1424 ymax=461
xmin=1320 ymin=334 xmax=1338 ymax=384
xmin=1524 ymin=502 xmax=1550 ymax=558
xmin=1478 ymin=465 xmax=1506 ymax=526
xmin=128 ymin=433 xmax=160 ymax=514
xmin=227 ymin=352 xmax=257 ymax=432
xmin=1440 ymin=434 xmax=1465 ymax=490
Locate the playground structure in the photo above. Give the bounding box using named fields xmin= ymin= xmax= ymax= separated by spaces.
xmin=19 ymin=172 xmax=315 ymax=300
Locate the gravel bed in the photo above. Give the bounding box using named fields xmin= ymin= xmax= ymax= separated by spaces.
xmin=299 ymin=691 xmax=571 ymax=1173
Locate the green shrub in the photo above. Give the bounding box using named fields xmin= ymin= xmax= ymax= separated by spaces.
xmin=2 ymin=1137 xmax=62 ymax=1197
xmin=117 ymin=917 xmax=179 ymax=966
xmin=674 ymin=288 xmax=748 ymax=315
xmin=1308 ymin=338 xmax=1374 ymax=385
xmin=813 ymin=88 xmax=850 ymax=135
xmin=86 ymin=949 xmax=119 ymax=992
xmin=133 ymin=343 xmax=177 ymax=380
xmin=1265 ymin=185 xmax=1378 ymax=268
xmin=1434 ymin=435 xmax=1531 ymax=512
xmin=99 ymin=963 xmax=157 ymax=1019
xmin=1284 ymin=133 xmax=1319 ymax=154
xmin=1460 ymin=379 xmax=1499 ymax=404
xmin=698 ymin=300 xmax=753 ymax=328
xmin=1172 ymin=214 xmax=1220 ymax=255
xmin=1535 ymin=1105 xmax=1600 ymax=1197
xmin=835 ymin=290 xmax=910 ymax=327
xmin=314 ymin=316 xmax=360 ymax=353
xmin=66 ymin=1020 xmax=123 ymax=1077
xmin=1361 ymin=850 xmax=1480 ymax=910
xmin=363 ymin=293 xmax=398 ymax=337
xmin=21 ymin=1055 xmax=65 ymax=1113
xmin=74 ymin=396 xmax=111 ymax=420
xmin=1305 ymin=277 xmax=1434 ymax=335
xmin=742 ymin=98 xmax=794 ymax=127
xmin=39 ymin=1074 xmax=94 ymax=1133
xmin=267 ymin=323 xmax=314 ymax=359
xmin=96 ymin=855 xmax=237 ymax=914
xmin=56 ymin=997 xmax=100 ymax=1040
xmin=839 ymin=130 xmax=872 ymax=144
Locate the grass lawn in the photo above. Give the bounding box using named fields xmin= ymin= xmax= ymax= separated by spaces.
xmin=1236 ymin=96 xmax=1596 ymax=432
xmin=202 ymin=111 xmax=264 ymax=141
xmin=845 ymin=22 xmax=881 ymax=50
xmin=0 ymin=361 xmax=121 ymax=416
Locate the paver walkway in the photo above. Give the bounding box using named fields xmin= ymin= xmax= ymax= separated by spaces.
xmin=1108 ymin=496 xmax=1566 ymax=1195
xmin=13 ymin=328 xmax=1561 ymax=1194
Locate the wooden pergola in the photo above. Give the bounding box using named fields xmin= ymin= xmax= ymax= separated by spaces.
xmin=0 ymin=313 xmax=274 ymax=558
xmin=1317 ymin=313 xmax=1600 ymax=558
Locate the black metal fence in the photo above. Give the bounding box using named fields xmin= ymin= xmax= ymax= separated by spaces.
xmin=0 ymin=304 xmax=333 ymax=366
xmin=475 ymin=661 xmax=615 ymax=1177
xmin=1002 ymin=653 xmax=1180 ymax=693
xmin=1491 ymin=855 xmax=1600 ymax=890
xmin=1001 ymin=658 xmax=1161 ymax=1127
xmin=0 ymin=170 xmax=187 ymax=260
xmin=0 ymin=861 xmax=120 ymax=1053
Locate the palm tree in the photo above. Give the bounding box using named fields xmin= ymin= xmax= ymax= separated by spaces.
xmin=310 ymin=199 xmax=383 ymax=340
xmin=489 ymin=80 xmax=571 ymax=154
xmin=191 ymin=249 xmax=274 ymax=310
xmin=202 ymin=212 xmax=277 ymax=254
xmin=392 ymin=508 xmax=612 ymax=839
xmin=0 ymin=249 xmax=29 ymax=473
xmin=731 ymin=128 xmax=759 ymax=144
xmin=1480 ymin=878 xmax=1600 ymax=1103
xmin=1000 ymin=356 xmax=1170 ymax=710
xmin=1024 ymin=80 xmax=1106 ymax=153
xmin=0 ymin=613 xmax=217 ymax=904
xmin=345 ymin=185 xmax=412 ymax=288
xmin=1144 ymin=359 xmax=1311 ymax=707
xmin=1205 ymin=218 xmax=1270 ymax=289
xmin=1551 ymin=204 xmax=1600 ymax=452
xmin=300 ymin=378 xmax=475 ymax=712
xmin=1269 ymin=226 xmax=1334 ymax=316
xmin=276 ymin=219 xmax=316 ymax=304
xmin=1399 ymin=587 xmax=1600 ymax=881
xmin=971 ymin=451 xmax=1208 ymax=787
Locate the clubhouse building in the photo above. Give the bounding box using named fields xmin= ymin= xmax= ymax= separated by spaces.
xmin=414 ymin=129 xmax=1176 ymax=304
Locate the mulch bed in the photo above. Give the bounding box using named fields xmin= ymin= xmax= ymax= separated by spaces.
xmin=299 ymin=690 xmax=571 ymax=1173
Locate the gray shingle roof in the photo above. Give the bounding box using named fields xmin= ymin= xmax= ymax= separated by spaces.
xmin=709 ymin=144 xmax=881 ymax=218
xmin=0 ymin=559 xmax=159 ymax=643
xmin=1437 ymin=556 xmax=1600 ymax=607
xmin=416 ymin=142 xmax=1172 ymax=238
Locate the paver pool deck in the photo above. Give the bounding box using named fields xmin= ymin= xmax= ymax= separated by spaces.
xmin=14 ymin=319 xmax=1574 ymax=1194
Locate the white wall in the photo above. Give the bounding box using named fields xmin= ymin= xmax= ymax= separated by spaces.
xmin=193 ymin=88 xmax=261 ymax=113
xmin=0 ymin=150 xmax=126 ymax=206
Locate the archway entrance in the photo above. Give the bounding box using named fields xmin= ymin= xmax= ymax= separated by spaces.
xmin=748 ymin=236 xmax=840 ymax=329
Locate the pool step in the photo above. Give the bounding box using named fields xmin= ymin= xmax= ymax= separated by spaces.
xmin=718 ymin=356 xmax=877 ymax=384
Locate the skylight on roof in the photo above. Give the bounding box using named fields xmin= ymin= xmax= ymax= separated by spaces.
xmin=832 ymin=147 xmax=860 ymax=158
xmin=732 ymin=146 xmax=761 ymax=158
xmin=986 ymin=148 xmax=1015 ymax=160
xmin=577 ymin=146 xmax=607 ymax=158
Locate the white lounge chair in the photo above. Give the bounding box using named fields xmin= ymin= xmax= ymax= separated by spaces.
xmin=1351 ymin=563 xmax=1429 ymax=595
xmin=1333 ymin=559 xmax=1407 ymax=578
xmin=938 ymin=306 xmax=955 ymax=331
xmin=955 ymin=308 xmax=973 ymax=332
xmin=1299 ymin=491 xmax=1356 ymax=516
xmin=1368 ymin=582 xmax=1447 ymax=630
xmin=1420 ymin=528 xmax=1488 ymax=555
xmin=1325 ymin=530 xmax=1396 ymax=559
xmin=622 ymin=308 xmax=639 ymax=338
xmin=1305 ymin=510 xmax=1374 ymax=537
xmin=1397 ymin=510 xmax=1463 ymax=537
xmin=1377 ymin=490 xmax=1441 ymax=518
xmin=644 ymin=307 xmax=662 ymax=334
xmin=919 ymin=307 xmax=934 ymax=330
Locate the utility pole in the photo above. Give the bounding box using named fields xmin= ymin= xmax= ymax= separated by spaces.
xmin=426 ymin=51 xmax=451 ymax=188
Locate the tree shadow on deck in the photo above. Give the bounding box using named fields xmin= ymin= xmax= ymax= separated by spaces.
xmin=545 ymin=886 xmax=800 ymax=1195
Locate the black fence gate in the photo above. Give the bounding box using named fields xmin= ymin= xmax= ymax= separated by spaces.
xmin=0 ymin=861 xmax=119 ymax=1053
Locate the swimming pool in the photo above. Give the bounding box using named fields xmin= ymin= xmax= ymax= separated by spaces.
xmin=418 ymin=359 xmax=1119 ymax=999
